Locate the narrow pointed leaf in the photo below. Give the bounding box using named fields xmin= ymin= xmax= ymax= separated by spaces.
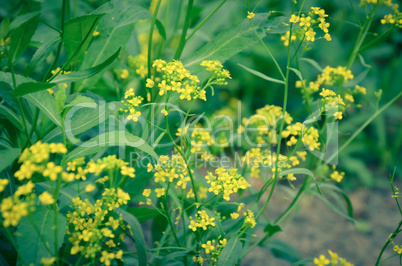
xmin=13 ymin=82 xmax=55 ymax=97
xmin=24 ymin=38 xmax=61 ymax=76
xmin=238 ymin=63 xmax=284 ymax=84
xmin=66 ymin=130 xmax=158 ymax=162
xmin=51 ymin=48 xmax=120 ymax=84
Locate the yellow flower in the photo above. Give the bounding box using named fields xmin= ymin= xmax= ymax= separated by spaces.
xmin=0 ymin=179 xmax=9 ymax=192
xmin=231 ymin=212 xmax=239 ymax=219
xmin=40 ymin=257 xmax=56 ymax=266
xmin=146 ymin=78 xmax=155 ymax=88
xmin=43 ymin=162 xmax=63 ymax=181
xmin=330 ymin=171 xmax=344 ymax=182
xmin=121 ymin=165 xmax=135 ymax=178
xmin=186 ymin=189 xmax=195 ymax=198
xmin=289 ymin=14 xmax=300 ymax=23
xmin=155 ymin=187 xmax=165 ymax=197
xmin=85 ymin=184 xmax=96 ymax=193
xmin=202 ymin=240 xmax=215 ymax=254
xmin=92 ymin=30 xmax=100 ymax=37
xmin=120 ymin=69 xmax=129 ymax=79
xmin=244 ymin=210 xmax=257 ymax=228
xmin=188 ymin=210 xmax=216 ymax=231
xmin=314 ymin=254 xmax=330 ymax=266
xmin=247 ymin=11 xmax=255 ymax=19
xmin=39 ymin=191 xmax=55 ymax=205
xmin=161 ymin=109 xmax=168 ymax=116
xmin=143 ymin=189 xmax=151 ymax=197
xmin=15 ymin=181 xmax=35 ymax=197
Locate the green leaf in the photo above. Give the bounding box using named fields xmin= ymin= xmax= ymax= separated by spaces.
xmin=217 ymin=236 xmax=242 ymax=266
xmin=300 ymin=58 xmax=323 ymax=72
xmin=288 ymin=67 xmax=303 ymax=81
xmin=16 ymin=206 xmax=66 ymax=265
xmin=0 ymin=17 xmax=10 ymax=39
xmin=127 ymin=207 xmax=160 ymax=223
xmin=0 ymin=104 xmax=23 ymax=131
xmin=63 ymin=95 xmax=96 ymax=110
xmin=0 ymin=148 xmax=20 ymax=172
xmin=63 ymin=14 xmax=102 ymax=67
xmin=24 ymin=90 xmax=62 ymax=127
xmin=155 ymin=19 xmax=166 ymax=40
xmin=184 ymin=13 xmax=270 ymax=72
xmin=266 ymin=240 xmax=302 ymax=263
xmin=9 ymin=11 xmax=40 ymax=31
xmin=279 ymin=168 xmax=314 ymax=178
xmin=238 ymin=63 xmax=284 ymax=84
xmin=43 ymin=101 xmax=120 ymax=143
xmin=0 ymin=71 xmax=35 ymax=86
xmin=161 ymin=251 xmax=190 ymax=264
xmin=24 ymin=38 xmax=61 ymax=76
xmin=12 ymin=82 xmax=55 ymax=97
xmin=344 ymin=68 xmax=370 ymax=88
xmin=78 ymin=4 xmax=152 ymax=91
xmin=55 ymin=84 xmax=67 ymax=113
xmin=51 ymin=48 xmax=121 ymax=84
xmin=9 ymin=13 xmax=40 ymax=64
xmin=311 ymin=184 xmax=356 ymax=223
xmin=66 ymin=130 xmax=158 ymax=162
xmin=115 ymin=209 xmax=147 ymax=266
xmin=264 ymin=223 xmax=282 ymax=237
xmin=316 ymin=183 xmax=355 ymax=221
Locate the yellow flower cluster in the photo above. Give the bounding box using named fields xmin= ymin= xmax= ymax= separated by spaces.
xmin=188 ymin=210 xmax=216 ymax=231
xmin=394 ymin=244 xmax=402 ymax=254
xmin=176 ymin=124 xmax=215 ymax=160
xmin=239 ymin=105 xmax=293 ymax=146
xmin=120 ymin=88 xmax=143 ymax=122
xmin=66 ymin=155 xmax=135 ymax=185
xmin=282 ymin=122 xmax=321 ymax=151
xmin=15 ymin=141 xmax=66 ymax=181
xmin=66 ymin=188 xmax=129 ymax=264
xmin=200 ymin=60 xmax=232 ymax=86
xmin=128 ymin=54 xmax=148 ymax=78
xmin=297 ymin=66 xmax=367 ymax=120
xmin=243 ymin=209 xmax=257 ymax=228
xmin=283 ymin=7 xmax=331 ymax=46
xmin=1 ymin=182 xmax=35 ymax=227
xmin=314 ymin=250 xmax=354 ymax=266
xmin=205 ymin=167 xmax=250 ymax=201
xmin=242 ymin=148 xmax=306 ymax=179
xmin=330 ymin=170 xmax=345 ymax=183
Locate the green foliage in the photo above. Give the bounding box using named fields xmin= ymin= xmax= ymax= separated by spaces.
xmin=16 ymin=206 xmax=66 ymax=265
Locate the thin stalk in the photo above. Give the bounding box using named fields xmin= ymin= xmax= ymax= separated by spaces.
xmin=173 ymin=0 xmax=194 ymax=60
xmin=5 ymin=45 xmax=32 ymax=147
xmin=44 ymin=0 xmax=67 ymax=81
xmin=326 ymin=90 xmax=402 ymax=165
xmin=148 ymin=0 xmax=163 ymax=79
xmin=249 ymin=20 xmax=285 ymax=81
xmin=164 ymin=182 xmax=181 ymax=247
xmin=256 ymin=6 xmax=294 ymax=219
xmin=346 ymin=5 xmax=378 ymax=69
xmin=165 ymin=116 xmax=199 ymax=202
xmin=185 ymin=0 xmax=227 ymax=42
xmin=375 ymin=220 xmax=402 ymax=265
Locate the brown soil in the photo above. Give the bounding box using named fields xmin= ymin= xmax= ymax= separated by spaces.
xmin=242 ymin=184 xmax=402 ymax=266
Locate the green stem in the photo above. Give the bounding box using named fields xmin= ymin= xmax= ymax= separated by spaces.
xmin=256 ymin=7 xmax=294 ymax=219
xmin=148 ymin=0 xmax=162 ymax=79
xmin=346 ymin=5 xmax=378 ymax=69
xmin=326 ymin=90 xmax=402 ymax=165
xmin=164 ymin=182 xmax=181 ymax=247
xmin=375 ymin=220 xmax=402 ymax=265
xmin=173 ymin=0 xmax=194 ymax=60
xmin=185 ymin=0 xmax=227 ymax=42
xmin=249 ymin=19 xmax=285 ymax=81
